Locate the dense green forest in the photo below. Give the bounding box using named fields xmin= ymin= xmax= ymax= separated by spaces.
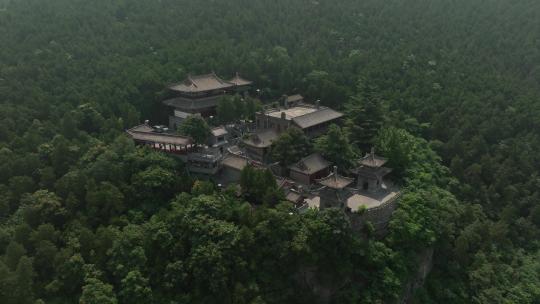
xmin=1 ymin=0 xmax=540 ymax=303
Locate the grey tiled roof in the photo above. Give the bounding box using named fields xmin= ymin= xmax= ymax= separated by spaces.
xmin=359 ymin=153 xmax=388 ymax=168
xmin=286 ymin=94 xmax=304 ymax=103
xmin=242 ymin=129 xmax=279 ymax=148
xmin=173 ymin=110 xmax=192 ymax=119
xmin=285 ymin=190 xmax=303 ymax=204
xmin=169 ymin=73 xmax=234 ymax=93
xmin=168 ymin=72 xmax=252 ymax=93
xmin=129 ymin=124 xmax=154 ymax=133
xmin=352 ymin=166 xmax=393 ymax=179
xmin=228 ymin=73 xmax=253 ymax=86
xmin=292 ymin=107 xmax=343 ymax=129
xmin=289 ymin=153 xmax=331 ymax=175
xmin=163 ymin=95 xmax=222 ymax=111
xmin=211 ymin=126 xmax=228 ymax=137
xmin=221 ymin=154 xmax=249 ymax=171
xmin=317 ymin=173 xmax=354 ymax=189
xmin=126 ymin=124 xmax=192 ymax=146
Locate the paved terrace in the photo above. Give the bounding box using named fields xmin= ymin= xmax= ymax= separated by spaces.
xmin=346 ymin=183 xmax=400 ymax=211
xmin=266 ymin=105 xmax=318 ymax=119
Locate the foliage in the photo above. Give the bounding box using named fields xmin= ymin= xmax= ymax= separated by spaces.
xmin=244 ymin=96 xmax=263 ymax=120
xmin=270 ymin=128 xmax=312 ymax=167
xmin=240 ymin=166 xmax=283 ymax=205
xmin=217 ymin=95 xmax=262 ymax=124
xmin=0 ymin=0 xmax=539 ymax=303
xmin=314 ymin=124 xmax=356 ymax=170
xmin=345 ymin=80 xmax=385 ymax=149
xmin=178 ymin=116 xmax=211 ymax=145
xmin=191 ymin=180 xmax=215 ymax=196
xmin=375 ymin=127 xmax=416 ymax=176
xmin=216 ymin=95 xmax=240 ymax=124
xmin=80 ymin=276 xmax=118 ymax=304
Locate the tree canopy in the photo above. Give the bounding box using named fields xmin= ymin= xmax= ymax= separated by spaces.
xmin=270 ymin=128 xmax=312 ymax=167
xmin=178 ymin=116 xmax=211 ymax=145
xmin=0 ymin=0 xmax=539 ymax=303
xmin=314 ymin=124 xmax=357 ymax=170
xmin=344 ymin=80 xmax=385 ymax=149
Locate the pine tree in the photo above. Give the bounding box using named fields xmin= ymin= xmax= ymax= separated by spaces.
xmin=13 ymin=256 xmax=35 ymax=304
xmin=0 ymin=261 xmax=13 ymax=303
xmin=216 ymin=96 xmax=236 ymax=124
xmin=80 ymin=277 xmax=118 ymax=304
xmin=119 ymin=270 xmax=152 ymax=304
xmin=315 ymin=124 xmax=356 ymax=170
xmin=179 ymin=116 xmax=211 ymax=145
xmin=270 ymin=128 xmax=312 ymax=166
xmin=345 ymin=80 xmax=384 ymax=149
xmin=4 ymin=241 xmax=26 ymax=270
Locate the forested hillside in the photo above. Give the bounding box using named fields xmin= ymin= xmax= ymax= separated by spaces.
xmin=1 ymin=0 xmax=539 ymax=303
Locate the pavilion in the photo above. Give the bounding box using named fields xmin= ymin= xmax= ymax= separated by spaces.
xmin=163 ymin=72 xmax=252 ymax=128
xmin=315 ymin=166 xmax=354 ymax=209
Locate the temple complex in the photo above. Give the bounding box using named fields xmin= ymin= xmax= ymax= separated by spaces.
xmin=127 ymin=73 xmax=401 ymax=235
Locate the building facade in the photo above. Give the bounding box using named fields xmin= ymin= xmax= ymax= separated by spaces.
xmin=288 ymin=153 xmax=331 ymax=185
xmin=126 ymin=123 xmax=194 ymax=154
xmin=351 ymin=148 xmax=393 ymax=193
xmin=241 ymin=129 xmax=279 ymax=163
xmin=163 ymin=72 xmax=252 ymax=129
xmin=254 ymin=100 xmax=343 ymax=138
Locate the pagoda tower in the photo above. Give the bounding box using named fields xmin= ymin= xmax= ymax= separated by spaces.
xmin=315 ymin=166 xmax=354 ymax=209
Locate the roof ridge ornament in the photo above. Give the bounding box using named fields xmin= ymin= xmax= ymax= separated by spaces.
xmin=211 ymin=70 xmax=224 ymax=84
xmin=186 ymin=74 xmax=198 ymax=88
xmin=298 ymin=160 xmax=307 ymax=170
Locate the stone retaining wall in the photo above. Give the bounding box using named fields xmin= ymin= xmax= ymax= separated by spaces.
xmin=348 ymin=192 xmax=401 ymax=236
